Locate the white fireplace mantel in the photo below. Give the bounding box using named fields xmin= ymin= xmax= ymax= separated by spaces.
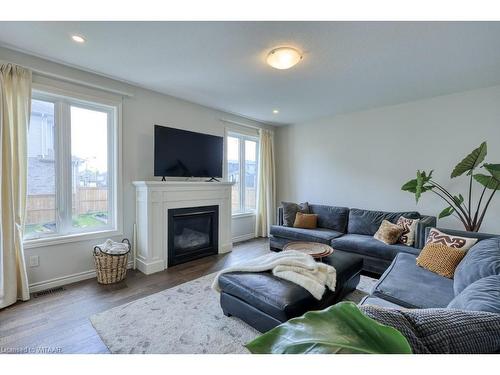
xmin=133 ymin=180 xmax=234 ymax=274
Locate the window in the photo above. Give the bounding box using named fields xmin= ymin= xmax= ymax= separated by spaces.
xmin=25 ymin=90 xmax=119 ymax=241
xmin=227 ymin=133 xmax=259 ymax=214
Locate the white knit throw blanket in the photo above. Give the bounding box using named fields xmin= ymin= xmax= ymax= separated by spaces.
xmin=212 ymin=250 xmax=336 ymax=300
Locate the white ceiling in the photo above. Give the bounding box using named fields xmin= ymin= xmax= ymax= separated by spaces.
xmin=1 ymin=21 xmax=500 ymax=125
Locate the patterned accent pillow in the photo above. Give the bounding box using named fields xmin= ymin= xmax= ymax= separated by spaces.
xmin=396 ymin=216 xmax=420 ymax=246
xmin=374 ymin=220 xmax=404 ymax=245
xmin=426 ymin=228 xmax=478 ymax=251
xmin=281 ymin=201 xmax=309 ymax=227
xmin=417 ymin=243 xmax=467 ymax=278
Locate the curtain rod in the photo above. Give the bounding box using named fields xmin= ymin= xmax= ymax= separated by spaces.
xmin=220 ymin=118 xmax=266 ymax=131
xmin=1 ymin=59 xmax=134 ymax=98
xmin=33 ymin=69 xmax=134 ymax=98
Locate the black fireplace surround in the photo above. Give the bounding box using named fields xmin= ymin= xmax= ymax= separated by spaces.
xmin=168 ymin=205 xmax=219 ymax=267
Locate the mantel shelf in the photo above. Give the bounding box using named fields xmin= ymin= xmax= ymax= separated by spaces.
xmin=132 ymin=180 xmax=234 ymax=187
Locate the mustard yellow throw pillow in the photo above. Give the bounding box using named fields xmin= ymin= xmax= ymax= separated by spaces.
xmin=293 ymin=212 xmax=318 ymax=229
xmin=417 ymin=243 xmax=467 ymax=279
xmin=373 ymin=220 xmax=404 ymax=245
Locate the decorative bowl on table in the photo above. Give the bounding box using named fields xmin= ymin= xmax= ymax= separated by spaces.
xmin=283 ymin=241 xmax=334 ymax=259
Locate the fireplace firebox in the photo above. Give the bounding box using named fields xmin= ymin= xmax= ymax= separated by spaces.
xmin=168 ymin=205 xmax=219 ymax=267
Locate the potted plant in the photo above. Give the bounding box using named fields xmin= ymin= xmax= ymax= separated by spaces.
xmin=401 ymin=142 xmax=499 ymax=232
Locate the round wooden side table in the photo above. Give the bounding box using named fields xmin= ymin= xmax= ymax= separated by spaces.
xmin=282 ymin=241 xmax=334 ymax=261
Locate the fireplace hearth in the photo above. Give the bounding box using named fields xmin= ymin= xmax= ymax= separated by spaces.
xmin=168 ymin=205 xmax=219 ymax=267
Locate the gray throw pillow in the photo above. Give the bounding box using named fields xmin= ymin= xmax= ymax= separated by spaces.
xmin=281 ymin=201 xmax=309 ymax=227
xmin=448 ymin=275 xmax=500 ymax=314
xmin=360 ymin=305 xmax=500 ymax=354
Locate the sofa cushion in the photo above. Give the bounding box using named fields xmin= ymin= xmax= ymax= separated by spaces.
xmin=308 ymin=204 xmax=349 ymax=233
xmin=270 ymin=225 xmax=343 ymax=244
xmin=359 ymin=295 xmax=404 ymax=309
xmin=347 ymin=208 xmax=420 ymax=236
xmin=331 ymin=234 xmax=419 ymax=261
xmin=448 ymin=275 xmax=500 ymax=314
xmin=372 ymin=253 xmax=455 ymax=308
xmin=454 ymin=238 xmax=500 ymax=295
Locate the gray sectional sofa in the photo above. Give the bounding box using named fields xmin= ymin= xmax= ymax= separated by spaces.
xmin=270 ymin=204 xmax=436 ymax=274
xmin=361 ymin=227 xmax=500 ymax=314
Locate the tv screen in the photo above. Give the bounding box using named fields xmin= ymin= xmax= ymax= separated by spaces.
xmin=154 ymin=125 xmax=223 ymax=178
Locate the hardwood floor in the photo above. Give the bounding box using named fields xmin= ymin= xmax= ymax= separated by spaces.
xmin=0 ymin=238 xmax=269 ymax=354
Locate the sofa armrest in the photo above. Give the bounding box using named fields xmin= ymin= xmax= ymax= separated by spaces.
xmin=277 ymin=206 xmax=284 ymax=226
xmin=415 ymin=215 xmax=437 ymax=249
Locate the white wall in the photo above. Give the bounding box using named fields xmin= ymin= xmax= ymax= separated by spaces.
xmin=0 ymin=46 xmax=272 ymax=291
xmin=276 ymin=85 xmax=500 ymax=234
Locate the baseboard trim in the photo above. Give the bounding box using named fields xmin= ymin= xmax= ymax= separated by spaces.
xmin=29 ymin=233 xmax=260 ymax=293
xmin=136 ymin=258 xmax=164 ymax=275
xmin=29 ymin=261 xmax=134 ymax=293
xmin=232 ymin=233 xmax=257 ymax=243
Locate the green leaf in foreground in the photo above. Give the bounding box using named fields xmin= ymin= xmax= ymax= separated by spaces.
xmin=245 ymin=302 xmax=412 ymax=354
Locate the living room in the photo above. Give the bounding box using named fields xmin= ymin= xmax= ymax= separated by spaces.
xmin=1 ymin=1 xmax=500 ymax=373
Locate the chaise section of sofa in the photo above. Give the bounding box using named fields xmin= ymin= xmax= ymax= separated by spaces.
xmin=270 ymin=204 xmax=436 ymax=275
xmin=361 ymin=228 xmax=500 ymax=312
xmin=370 ymin=252 xmax=455 ymax=308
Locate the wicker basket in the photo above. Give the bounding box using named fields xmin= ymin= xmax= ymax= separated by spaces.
xmin=93 ymin=239 xmax=130 ymax=284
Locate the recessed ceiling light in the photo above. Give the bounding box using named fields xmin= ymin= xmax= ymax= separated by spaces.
xmin=272 ymin=109 xmax=279 ymax=114
xmin=71 ymin=35 xmax=86 ymax=43
xmin=266 ymin=47 xmax=302 ymax=70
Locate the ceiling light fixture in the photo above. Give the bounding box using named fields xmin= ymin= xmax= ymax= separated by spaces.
xmin=266 ymin=47 xmax=302 ymax=70
xmin=71 ymin=35 xmax=86 ymax=43
xmin=272 ymin=109 xmax=279 ymax=114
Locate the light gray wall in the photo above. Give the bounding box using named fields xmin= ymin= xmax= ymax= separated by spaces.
xmin=276 ymin=85 xmax=500 ymax=234
xmin=1 ymin=46 xmax=272 ymax=290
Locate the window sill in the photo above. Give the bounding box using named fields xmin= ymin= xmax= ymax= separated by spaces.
xmin=232 ymin=212 xmax=256 ymax=219
xmin=23 ymin=229 xmax=123 ymax=249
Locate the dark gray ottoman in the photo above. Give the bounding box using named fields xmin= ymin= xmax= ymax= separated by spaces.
xmin=218 ymin=251 xmax=363 ymax=332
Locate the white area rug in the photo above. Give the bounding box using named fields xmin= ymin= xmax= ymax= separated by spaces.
xmin=90 ymin=273 xmax=377 ymax=354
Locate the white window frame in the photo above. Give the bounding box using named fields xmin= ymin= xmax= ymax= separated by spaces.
xmin=24 ymin=82 xmax=123 ymax=248
xmin=226 ymin=131 xmax=259 ymax=216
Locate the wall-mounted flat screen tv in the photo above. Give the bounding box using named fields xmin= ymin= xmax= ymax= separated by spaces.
xmin=154 ymin=125 xmax=223 ymax=178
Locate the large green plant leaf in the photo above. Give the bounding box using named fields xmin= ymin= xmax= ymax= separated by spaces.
xmin=450 ymin=142 xmax=487 ymax=178
xmin=438 ymin=206 xmax=455 ymax=219
xmin=483 ymin=163 xmax=500 ymax=181
xmin=474 ymin=174 xmax=498 ymax=189
xmin=453 ymin=194 xmax=465 ymax=205
xmin=401 ymin=178 xmax=419 ymax=193
xmin=474 ymin=164 xmax=500 ymax=190
xmin=438 ymin=195 xmax=464 ymax=219
xmin=401 ymin=170 xmax=433 ymax=202
xmin=245 ymin=302 xmax=412 ymax=354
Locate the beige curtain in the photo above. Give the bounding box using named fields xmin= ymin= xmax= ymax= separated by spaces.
xmin=255 ymin=129 xmax=276 ymax=237
xmin=0 ymin=63 xmax=31 ymax=309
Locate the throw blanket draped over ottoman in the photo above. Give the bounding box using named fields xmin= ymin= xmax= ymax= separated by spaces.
xmin=212 ymin=250 xmax=336 ymax=300
xmin=215 ymin=251 xmax=363 ymax=332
